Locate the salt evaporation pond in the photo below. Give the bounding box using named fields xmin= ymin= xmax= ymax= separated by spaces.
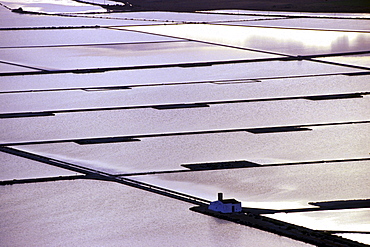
xmin=1 ymin=3 xmax=369 ymax=246
xmin=0 ymin=180 xmax=313 ymax=247
xmin=0 ymin=28 xmax=182 ymax=47
xmin=0 ymin=60 xmax=365 ymax=91
xmin=12 ymin=122 xmax=368 ymax=174
xmin=0 ymin=41 xmax=279 ymax=70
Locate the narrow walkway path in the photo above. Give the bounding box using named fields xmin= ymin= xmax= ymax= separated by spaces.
xmin=0 ymin=175 xmax=86 ymax=185
xmin=0 ymin=146 xmax=210 ymax=206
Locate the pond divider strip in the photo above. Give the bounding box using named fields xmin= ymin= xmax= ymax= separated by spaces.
xmin=0 ymin=92 xmax=368 ymax=119
xmin=0 ymin=175 xmax=87 ymax=185
xmin=0 ymin=112 xmax=55 ymax=118
xmin=0 ymin=25 xmax=102 ymax=31
xmin=324 ymin=231 xmax=370 ymax=234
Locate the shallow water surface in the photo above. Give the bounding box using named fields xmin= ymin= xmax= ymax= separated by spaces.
xmin=1 ymin=6 xmax=369 ymax=246
xmin=0 ymin=180 xmax=313 ymax=247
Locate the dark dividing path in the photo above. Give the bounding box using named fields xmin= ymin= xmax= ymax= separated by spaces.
xmin=325 ymin=231 xmax=370 ymax=234
xmin=0 ymin=146 xmax=210 ymax=206
xmin=0 ymin=26 xmax=102 ymax=31
xmin=0 ymin=92 xmax=368 ymax=119
xmin=0 ymin=175 xmax=87 ymax=185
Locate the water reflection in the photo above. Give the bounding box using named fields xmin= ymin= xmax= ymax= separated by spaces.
xmin=269 ymin=209 xmax=370 ymax=232
xmin=235 ymin=18 xmax=370 ymax=32
xmin=125 ymin=24 xmax=370 ymax=55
